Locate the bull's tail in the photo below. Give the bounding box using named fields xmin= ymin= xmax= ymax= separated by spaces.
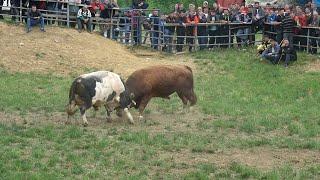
xmin=68 ymin=78 xmax=79 ymax=104
xmin=66 ymin=78 xmax=82 ymax=116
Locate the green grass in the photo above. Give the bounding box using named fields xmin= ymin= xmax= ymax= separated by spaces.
xmin=192 ymin=48 xmax=320 ymax=137
xmin=0 ymin=123 xmax=319 ymax=179
xmin=0 ymin=69 xmax=71 ymax=112
xmin=0 ymin=48 xmax=320 ymax=178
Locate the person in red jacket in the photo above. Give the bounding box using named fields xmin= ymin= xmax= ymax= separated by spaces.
xmin=90 ymin=0 xmax=105 ymax=31
xmin=185 ymin=4 xmax=199 ymax=52
xmin=294 ymin=6 xmax=307 ymax=51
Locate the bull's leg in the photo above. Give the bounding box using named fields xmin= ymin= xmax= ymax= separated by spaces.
xmin=138 ymin=96 xmax=152 ymax=122
xmin=104 ymin=105 xmax=112 ymax=122
xmin=80 ymin=107 xmax=89 ymax=127
xmin=177 ymin=92 xmax=189 ymax=113
xmin=124 ymin=108 xmax=134 ymax=124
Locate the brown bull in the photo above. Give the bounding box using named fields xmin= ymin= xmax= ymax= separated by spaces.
xmin=125 ymin=65 xmax=197 ymax=120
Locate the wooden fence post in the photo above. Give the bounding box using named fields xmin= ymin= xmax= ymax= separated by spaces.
xmin=67 ymin=2 xmax=70 ymax=28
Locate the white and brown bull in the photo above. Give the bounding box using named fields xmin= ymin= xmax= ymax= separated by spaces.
xmin=125 ymin=65 xmax=197 ymax=120
xmin=66 ymin=71 xmax=135 ymax=126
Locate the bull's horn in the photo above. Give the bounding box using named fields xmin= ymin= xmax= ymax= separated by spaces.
xmin=131 ymin=100 xmax=137 ymax=106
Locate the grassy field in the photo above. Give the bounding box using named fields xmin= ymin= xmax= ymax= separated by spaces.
xmin=0 ymin=48 xmax=320 ymax=179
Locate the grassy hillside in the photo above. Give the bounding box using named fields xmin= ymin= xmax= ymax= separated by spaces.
xmin=0 ymin=48 xmax=320 ymax=179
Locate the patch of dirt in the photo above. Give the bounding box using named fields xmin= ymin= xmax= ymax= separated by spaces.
xmin=157 ymin=147 xmax=320 ymax=172
xmin=0 ymin=22 xmax=193 ymax=77
xmin=305 ymin=58 xmax=320 ymax=72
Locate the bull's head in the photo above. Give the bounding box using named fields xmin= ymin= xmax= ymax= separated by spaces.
xmin=119 ymin=91 xmax=136 ymax=109
xmin=65 ymin=101 xmax=78 ymax=116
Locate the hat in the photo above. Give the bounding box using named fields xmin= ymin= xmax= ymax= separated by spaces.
xmin=189 ymin=4 xmax=195 ymax=9
xmin=203 ymin=1 xmax=208 ymax=7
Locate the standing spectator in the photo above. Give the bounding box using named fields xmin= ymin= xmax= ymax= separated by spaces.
xmin=215 ymin=6 xmax=225 ymax=46
xmin=252 ymin=1 xmax=265 ymax=32
xmin=185 ymin=4 xmax=199 ymax=52
xmin=305 ymin=8 xmax=313 ymax=25
xmin=208 ymin=8 xmax=219 ymax=49
xmin=118 ymin=10 xmax=131 ymax=44
xmin=235 ymin=6 xmax=251 ymax=47
xmin=77 ymin=5 xmax=92 ymax=33
xmin=275 ymin=8 xmax=285 ymax=43
xmin=175 ymin=4 xmax=186 ymax=52
xmin=261 ymin=38 xmax=281 ymax=64
xmin=132 ymin=0 xmax=148 ymax=10
xmin=90 ymin=0 xmax=105 ymax=31
xmin=309 ymin=11 xmax=319 ymax=54
xmin=280 ymin=39 xmax=297 ymax=67
xmin=163 ymin=12 xmax=176 ymax=53
xmin=294 ymin=6 xmax=307 ymax=51
xmin=197 ymin=6 xmax=209 ymax=50
xmin=150 ymin=9 xmax=160 ymax=49
xmin=132 ymin=9 xmax=142 ymax=45
xmin=281 ymin=9 xmax=295 ymax=48
xmin=26 ymin=4 xmax=45 ymax=33
xmin=220 ymin=8 xmax=231 ymax=48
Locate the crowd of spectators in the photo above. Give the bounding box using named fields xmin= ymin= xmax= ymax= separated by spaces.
xmin=0 ymin=0 xmax=319 ymax=56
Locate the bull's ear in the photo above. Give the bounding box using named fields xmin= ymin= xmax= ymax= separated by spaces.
xmin=130 ymin=93 xmax=135 ymax=99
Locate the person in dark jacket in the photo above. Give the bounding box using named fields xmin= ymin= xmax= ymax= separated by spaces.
xmin=280 ymin=39 xmax=297 ymax=67
xmin=175 ymin=5 xmax=186 ymax=53
xmin=150 ymin=9 xmax=160 ymax=49
xmin=281 ymin=10 xmax=295 ymax=48
xmin=261 ymin=38 xmax=281 ymax=64
xmin=163 ymin=12 xmax=176 ymax=53
xmin=26 ymin=4 xmax=45 ymax=33
xmin=208 ymin=8 xmax=219 ymax=49
xmin=197 ymin=6 xmax=209 ymax=50
xmin=220 ymin=8 xmax=231 ymax=48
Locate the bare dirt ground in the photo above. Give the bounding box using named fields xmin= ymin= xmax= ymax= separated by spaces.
xmin=305 ymin=58 xmax=320 ymax=72
xmin=0 ymin=22 xmax=194 ymax=77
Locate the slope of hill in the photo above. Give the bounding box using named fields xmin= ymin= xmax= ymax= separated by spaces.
xmin=0 ymin=22 xmax=190 ymax=77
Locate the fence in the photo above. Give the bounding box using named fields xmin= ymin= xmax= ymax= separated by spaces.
xmin=0 ymin=2 xmax=319 ymax=54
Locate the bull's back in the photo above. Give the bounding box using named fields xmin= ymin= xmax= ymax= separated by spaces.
xmin=126 ymin=65 xmax=194 ymax=97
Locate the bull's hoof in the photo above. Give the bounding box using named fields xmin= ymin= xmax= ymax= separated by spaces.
xmin=128 ymin=119 xmax=135 ymax=124
xmin=139 ymin=115 xmax=145 ymax=122
xmin=83 ymin=122 xmax=88 ymax=127
xmin=106 ymin=117 xmax=112 ymax=123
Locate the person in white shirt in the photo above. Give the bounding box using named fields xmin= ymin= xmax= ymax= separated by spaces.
xmin=77 ymin=5 xmax=92 ymax=32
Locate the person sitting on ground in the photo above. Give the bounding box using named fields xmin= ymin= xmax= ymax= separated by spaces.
xmin=280 ymin=38 xmax=297 ymax=67
xmin=26 ymin=4 xmax=45 ymax=33
xmin=261 ymin=38 xmax=281 ymax=64
xmin=257 ymin=35 xmax=271 ymax=54
xmin=77 ymin=5 xmax=92 ymax=33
